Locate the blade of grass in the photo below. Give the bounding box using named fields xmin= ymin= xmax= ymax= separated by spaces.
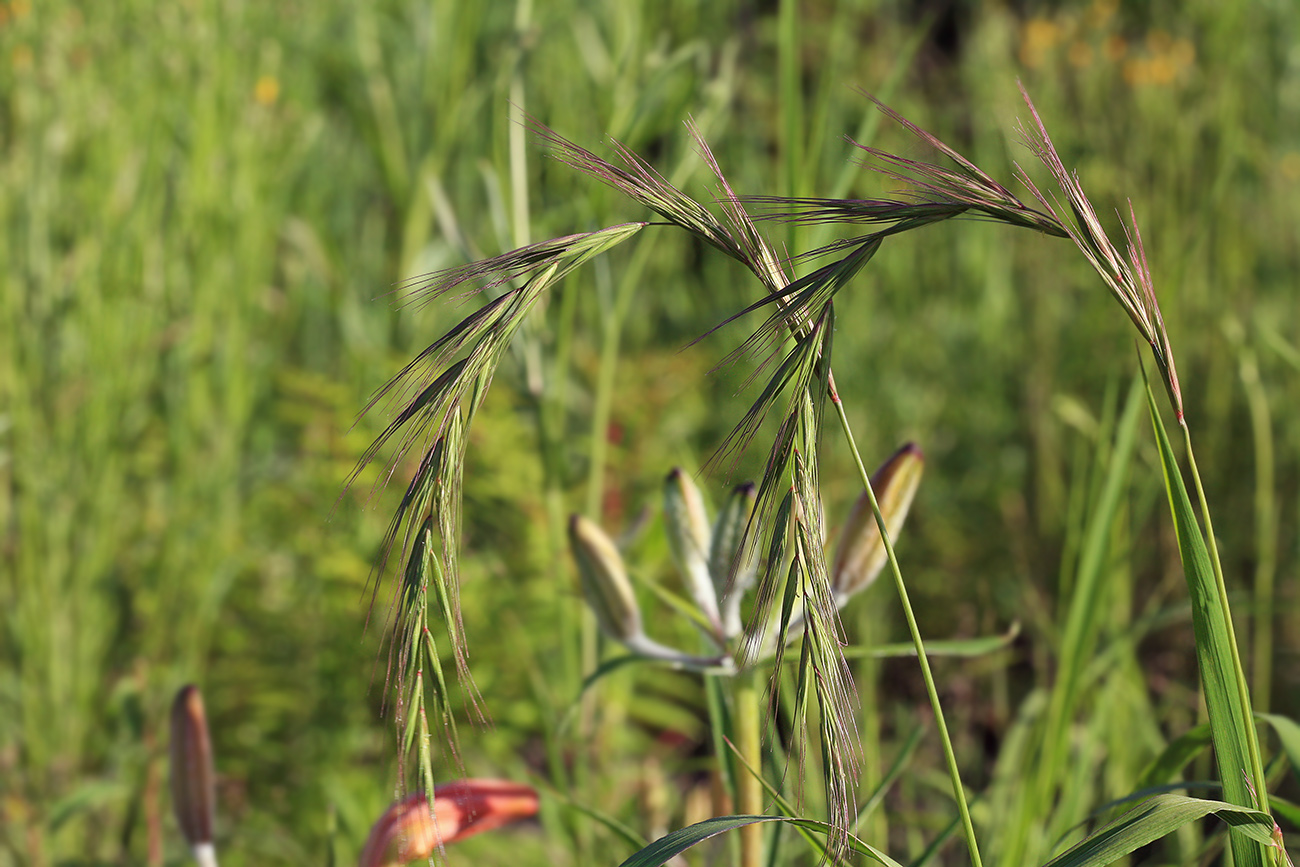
xmin=1144 ymin=369 xmax=1268 ymax=867
xmin=616 ymin=815 xmax=907 ymax=867
xmin=1041 ymin=794 xmax=1274 ymax=867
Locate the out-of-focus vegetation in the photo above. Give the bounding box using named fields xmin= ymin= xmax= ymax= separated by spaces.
xmin=2 ymin=0 xmax=1298 ymax=865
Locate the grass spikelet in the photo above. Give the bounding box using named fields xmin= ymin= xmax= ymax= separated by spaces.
xmin=1013 ymin=83 xmax=1184 ymax=421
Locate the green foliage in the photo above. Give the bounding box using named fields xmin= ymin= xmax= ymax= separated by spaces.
xmin=3 ymin=0 xmax=1300 ymax=865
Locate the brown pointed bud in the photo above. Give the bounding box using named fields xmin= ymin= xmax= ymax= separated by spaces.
xmin=569 ymin=514 xmax=643 ymax=643
xmin=709 ymin=482 xmax=757 ymax=638
xmin=357 ymin=780 xmax=540 ymax=867
xmin=663 ymin=468 xmax=723 ymax=637
xmin=831 ymin=443 xmax=924 ymax=602
xmin=170 ymin=685 xmax=218 ymax=866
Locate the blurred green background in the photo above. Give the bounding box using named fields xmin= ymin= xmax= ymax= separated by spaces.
xmin=2 ymin=0 xmax=1298 ymax=864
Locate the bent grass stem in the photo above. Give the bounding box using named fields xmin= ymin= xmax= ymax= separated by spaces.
xmin=829 ymin=377 xmax=984 ymax=867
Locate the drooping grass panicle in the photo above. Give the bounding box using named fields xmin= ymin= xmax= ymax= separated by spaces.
xmin=352 ymin=224 xmax=647 ymax=506
xmin=791 ymin=436 xmax=861 ymax=848
xmin=743 ymin=94 xmax=1066 ymax=254
xmin=1013 ymin=83 xmax=1185 ymax=422
xmin=735 ymin=304 xmax=836 ymax=660
xmin=533 ymin=115 xmax=859 ymax=354
xmin=351 ymin=222 xmax=647 ymax=790
xmin=704 ymin=237 xmax=881 ymax=494
xmin=529 ymin=117 xmax=744 ymax=262
xmin=356 ymin=223 xmax=645 ymax=590
xmin=851 ymin=92 xmax=1067 ymax=235
xmin=394 ymin=230 xmax=613 ymax=310
xmin=721 ymin=301 xmax=861 ymax=847
xmin=531 ymin=117 xmax=870 ymax=489
xmin=684 ymin=118 xmax=792 ymax=298
xmin=1124 ymin=204 xmax=1184 ymax=421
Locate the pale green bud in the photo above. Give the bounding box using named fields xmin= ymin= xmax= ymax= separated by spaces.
xmin=568 ymin=514 xmax=643 ymax=643
xmin=710 ymin=482 xmax=758 ymax=638
xmin=663 ymin=468 xmax=723 ymax=638
xmin=569 ymin=513 xmax=736 ymax=671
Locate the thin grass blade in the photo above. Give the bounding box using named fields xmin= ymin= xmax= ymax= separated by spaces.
xmin=615 ymin=815 xmax=906 ymax=867
xmin=1040 ymin=794 xmax=1274 ymax=867
xmin=1145 ymin=377 xmax=1267 ymax=867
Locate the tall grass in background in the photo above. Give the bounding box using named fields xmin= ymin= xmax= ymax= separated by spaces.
xmin=1 ymin=0 xmax=1299 ymax=865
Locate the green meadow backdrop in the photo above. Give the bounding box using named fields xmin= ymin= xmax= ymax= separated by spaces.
xmin=2 ymin=0 xmax=1298 ymax=864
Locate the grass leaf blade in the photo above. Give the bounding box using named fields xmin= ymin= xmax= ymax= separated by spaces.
xmin=615 ymin=815 xmax=906 ymax=867
xmin=1144 ymin=376 xmax=1266 ymax=867
xmin=1042 ymin=794 xmax=1274 ymax=867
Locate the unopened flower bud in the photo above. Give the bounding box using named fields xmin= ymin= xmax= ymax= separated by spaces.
xmin=831 ymin=442 xmax=924 ymax=603
xmin=569 ymin=514 xmax=643 ymax=643
xmin=569 ymin=513 xmax=736 ymax=670
xmin=663 ymin=468 xmax=723 ymax=637
xmin=170 ymin=685 xmax=218 ymax=867
xmin=358 ymin=780 xmax=539 ymax=867
xmin=710 ymin=482 xmax=758 ymax=638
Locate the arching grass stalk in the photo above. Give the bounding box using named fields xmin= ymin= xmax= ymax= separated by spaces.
xmin=827 ymin=379 xmax=983 ymax=867
xmin=756 ymin=86 xmax=1278 ymax=866
xmin=1013 ymin=85 xmax=1271 ymax=859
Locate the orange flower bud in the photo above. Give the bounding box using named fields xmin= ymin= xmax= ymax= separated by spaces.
xmin=358 ymin=780 xmax=539 ymax=866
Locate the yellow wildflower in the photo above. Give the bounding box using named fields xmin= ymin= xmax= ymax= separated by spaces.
xmin=1171 ymin=38 xmax=1196 ymax=71
xmin=1279 ymin=152 xmax=1300 ymax=183
xmin=1087 ymin=0 xmax=1117 ymax=29
xmin=1068 ymin=41 xmax=1093 ymax=69
xmin=1104 ymin=34 xmax=1127 ymax=62
xmin=254 ymin=74 xmax=280 ymax=106
xmin=1020 ymin=18 xmax=1063 ymax=70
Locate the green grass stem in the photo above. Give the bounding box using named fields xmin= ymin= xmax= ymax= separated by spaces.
xmin=829 ymin=383 xmax=984 ymax=867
